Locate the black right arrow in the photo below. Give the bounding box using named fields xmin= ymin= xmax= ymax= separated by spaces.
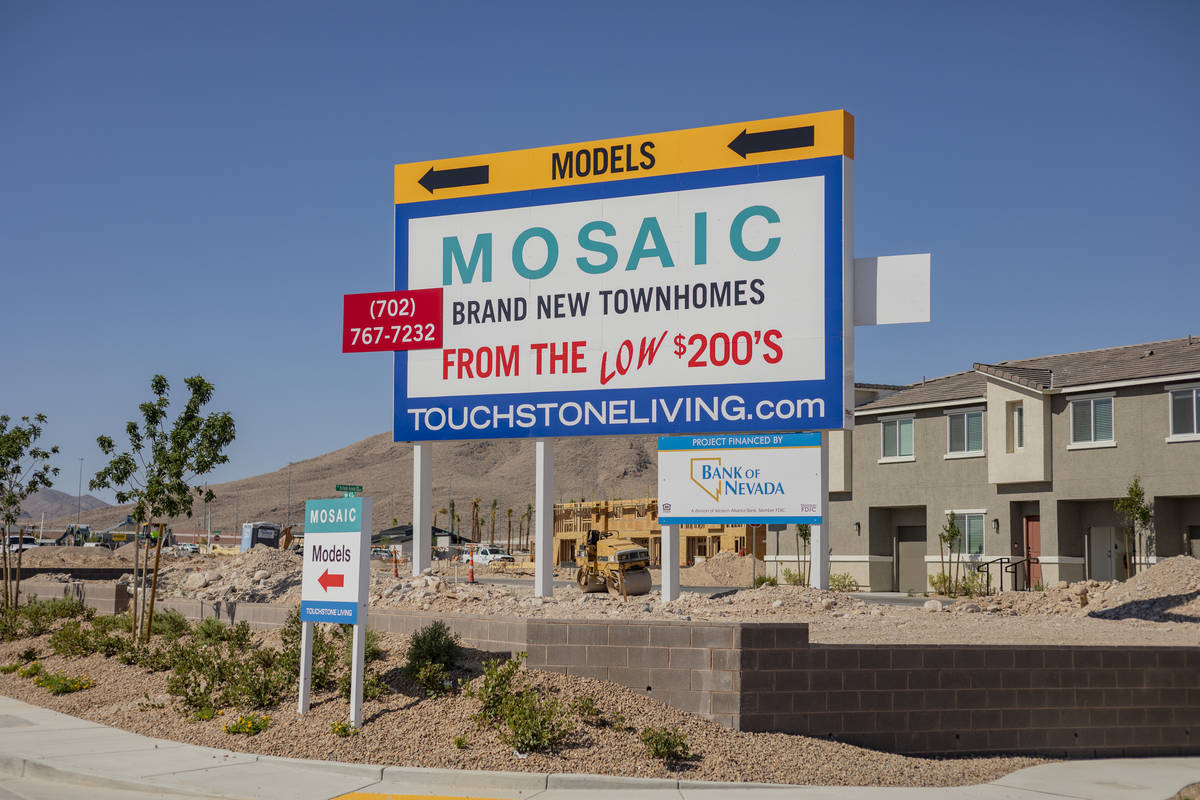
xmin=728 ymin=125 xmax=815 ymax=159
xmin=418 ymin=164 xmax=490 ymax=193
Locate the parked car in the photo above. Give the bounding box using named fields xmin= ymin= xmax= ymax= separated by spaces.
xmin=371 ymin=546 xmax=393 ymax=559
xmin=5 ymin=536 xmax=41 ymax=553
xmin=177 ymin=543 xmax=200 ymax=554
xmin=459 ymin=546 xmax=514 ymax=565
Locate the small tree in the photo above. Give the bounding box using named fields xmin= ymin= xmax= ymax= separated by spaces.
xmin=0 ymin=414 xmax=60 ymax=608
xmin=506 ymin=507 xmax=513 ymax=553
xmin=489 ymin=499 xmax=498 ymax=547
xmin=938 ymin=514 xmax=962 ymax=594
xmin=1115 ymin=476 xmax=1153 ymax=577
xmin=794 ymin=523 xmax=811 ymax=586
xmin=471 ymin=497 xmax=481 ymax=543
xmin=91 ymin=375 xmax=235 ymax=641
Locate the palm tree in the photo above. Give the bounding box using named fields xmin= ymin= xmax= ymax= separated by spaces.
xmin=489 ymin=499 xmax=498 ymax=546
xmin=524 ymin=502 xmax=534 ymax=550
xmin=434 ymin=507 xmax=446 ymax=531
xmin=470 ymin=497 xmax=481 ymax=543
xmin=448 ymin=499 xmax=456 ymax=536
xmin=506 ymin=508 xmax=514 ymax=553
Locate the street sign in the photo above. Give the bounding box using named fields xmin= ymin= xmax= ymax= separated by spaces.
xmin=335 ymin=484 xmax=363 ymax=495
xmin=343 ymin=289 xmax=444 ymax=354
xmin=301 ymin=497 xmax=372 ymax=624
xmin=657 ymin=433 xmax=822 ymax=525
xmin=393 ymin=110 xmax=854 ymax=441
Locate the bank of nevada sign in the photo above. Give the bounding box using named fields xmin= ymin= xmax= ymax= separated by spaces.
xmin=657 ymin=433 xmax=822 ymax=525
xmin=393 ymin=111 xmax=854 ymax=442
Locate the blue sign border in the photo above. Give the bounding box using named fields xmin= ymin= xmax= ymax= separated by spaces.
xmin=394 ymin=157 xmax=844 ymax=441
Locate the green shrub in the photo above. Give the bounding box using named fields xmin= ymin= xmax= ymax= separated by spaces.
xmin=18 ymin=646 xmax=38 ymax=663
xmin=412 ymin=661 xmax=452 ymax=697
xmin=228 ymin=621 xmax=253 ymax=650
xmin=928 ymin=572 xmax=990 ymax=597
xmin=828 ymin=573 xmax=858 ymax=592
xmin=0 ymin=663 xmax=19 ymax=674
xmin=0 ymin=609 xmax=21 ymax=642
xmin=17 ymin=661 xmax=43 ymax=679
xmin=754 ymin=575 xmax=778 ymax=587
xmin=148 ymin=609 xmax=191 ymax=641
xmin=497 ymin=688 xmax=573 ymax=754
xmin=330 ymin=721 xmax=358 ymax=737
xmin=571 ymin=694 xmax=600 ymax=722
xmin=192 ymin=707 xmax=219 ymax=721
xmin=33 ymin=671 xmax=94 ymax=695
xmin=50 ymin=621 xmax=96 ymax=657
xmin=91 ymin=613 xmax=132 ymax=636
xmin=467 ymin=655 xmax=524 ymax=724
xmin=453 ymin=735 xmax=469 ymax=749
xmin=94 ymin=632 xmax=133 ymax=658
xmin=404 ymin=620 xmax=460 ymax=676
xmin=228 ymin=647 xmax=292 ymax=709
xmin=137 ymin=642 xmax=182 ymax=673
xmin=193 ymin=617 xmax=229 ymax=647
xmin=224 ymin=713 xmax=270 ymax=736
xmin=21 ymin=597 xmax=91 ymax=635
xmin=167 ymin=641 xmax=235 ymax=712
xmin=781 ymin=568 xmax=805 ymax=586
xmin=277 ymin=609 xmax=338 ymax=691
xmin=641 ymin=726 xmax=689 ymax=762
xmin=338 ymin=668 xmax=388 ymax=702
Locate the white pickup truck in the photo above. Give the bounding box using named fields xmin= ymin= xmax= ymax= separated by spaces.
xmin=459 ymin=546 xmax=514 ymax=565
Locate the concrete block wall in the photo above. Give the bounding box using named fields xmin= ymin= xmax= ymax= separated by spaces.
xmin=741 ymin=644 xmax=1200 ymax=757
xmin=524 ymin=619 xmax=808 ymax=729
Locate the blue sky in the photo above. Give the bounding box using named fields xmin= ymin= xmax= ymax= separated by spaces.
xmin=3 ymin=1 xmax=1197 ymax=503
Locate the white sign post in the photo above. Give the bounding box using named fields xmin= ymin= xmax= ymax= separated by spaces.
xmin=297 ymin=497 xmax=372 ymax=727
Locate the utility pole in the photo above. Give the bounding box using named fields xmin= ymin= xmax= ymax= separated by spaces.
xmin=76 ymin=457 xmax=83 ymax=531
xmin=288 ymin=462 xmax=293 ymax=528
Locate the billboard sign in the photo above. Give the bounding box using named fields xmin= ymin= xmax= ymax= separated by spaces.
xmin=300 ymin=497 xmax=371 ymax=624
xmin=394 ymin=111 xmax=853 ymax=440
xmin=657 ymin=433 xmax=822 ymax=525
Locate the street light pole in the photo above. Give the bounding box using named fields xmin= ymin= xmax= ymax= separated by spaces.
xmin=288 ymin=462 xmax=293 ymax=528
xmin=76 ymin=457 xmax=83 ymax=534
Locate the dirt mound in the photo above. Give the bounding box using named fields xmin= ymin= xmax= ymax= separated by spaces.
xmin=12 ymin=546 xmax=134 ymax=567
xmin=948 ymin=556 xmax=1200 ymax=622
xmin=676 ymin=551 xmax=766 ymax=587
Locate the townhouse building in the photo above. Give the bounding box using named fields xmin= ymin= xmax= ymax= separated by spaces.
xmin=768 ymin=336 xmax=1200 ymax=591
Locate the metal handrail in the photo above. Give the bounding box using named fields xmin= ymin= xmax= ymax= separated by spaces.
xmin=974 ymin=556 xmax=1011 ymax=594
xmin=1003 ymin=555 xmax=1042 ymax=591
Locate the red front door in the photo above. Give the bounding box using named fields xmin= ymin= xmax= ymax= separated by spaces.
xmin=1024 ymin=516 xmax=1042 ymax=588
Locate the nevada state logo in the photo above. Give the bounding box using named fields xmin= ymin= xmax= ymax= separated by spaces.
xmin=690 ymin=457 xmax=723 ymax=501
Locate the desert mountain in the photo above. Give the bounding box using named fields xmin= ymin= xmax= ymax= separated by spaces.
xmin=17 ymin=488 xmax=109 ymax=521
xmin=49 ymin=432 xmax=660 ymax=536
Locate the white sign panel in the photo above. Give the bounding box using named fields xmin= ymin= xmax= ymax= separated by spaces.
xmin=657 ymin=433 xmax=822 ymax=524
xmin=301 ymin=497 xmax=371 ymax=624
xmin=393 ymin=111 xmax=853 ymax=440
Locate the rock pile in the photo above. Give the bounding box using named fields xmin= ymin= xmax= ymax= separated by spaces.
xmin=154 ymin=547 xmax=303 ymax=603
xmin=947 ymin=556 xmax=1200 ymax=622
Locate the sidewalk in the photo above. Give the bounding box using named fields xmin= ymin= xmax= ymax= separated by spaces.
xmin=1 ymin=695 xmax=1197 ymax=800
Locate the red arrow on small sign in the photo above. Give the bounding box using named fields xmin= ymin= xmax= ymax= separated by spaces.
xmin=318 ymin=569 xmax=345 ymax=592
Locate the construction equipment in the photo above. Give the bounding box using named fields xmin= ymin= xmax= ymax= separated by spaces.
xmin=575 ymin=529 xmax=652 ymax=597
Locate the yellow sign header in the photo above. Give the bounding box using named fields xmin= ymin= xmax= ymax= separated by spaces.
xmin=394 ymin=109 xmax=853 ymax=205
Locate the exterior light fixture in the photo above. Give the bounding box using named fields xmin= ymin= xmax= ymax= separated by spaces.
xmin=991 ymin=518 xmax=1000 ymax=533
xmin=854 ymin=522 xmax=861 ymax=535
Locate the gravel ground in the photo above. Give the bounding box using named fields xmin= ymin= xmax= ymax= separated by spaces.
xmin=0 ymin=628 xmax=1045 ymax=787
xmin=31 ymin=553 xmax=1200 ymax=646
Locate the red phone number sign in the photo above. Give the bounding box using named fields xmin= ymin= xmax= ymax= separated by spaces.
xmin=342 ymin=289 xmax=443 ymax=353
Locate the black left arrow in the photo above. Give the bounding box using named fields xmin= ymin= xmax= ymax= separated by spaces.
xmin=418 ymin=164 xmax=490 ymax=193
xmin=728 ymin=125 xmax=815 ymax=159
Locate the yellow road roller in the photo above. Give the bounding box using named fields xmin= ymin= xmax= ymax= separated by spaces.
xmin=575 ymin=529 xmax=652 ymax=597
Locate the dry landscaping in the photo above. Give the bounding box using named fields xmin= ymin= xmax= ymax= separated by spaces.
xmin=2 ymin=549 xmax=1198 ymax=785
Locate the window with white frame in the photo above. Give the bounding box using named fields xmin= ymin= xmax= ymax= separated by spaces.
xmin=880 ymin=416 xmax=914 ymax=460
xmin=1070 ymin=396 xmax=1114 ymax=445
xmin=1169 ymin=386 xmax=1199 ymax=439
xmin=946 ymin=409 xmax=984 ymax=455
xmin=951 ymin=512 xmax=985 ymax=556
